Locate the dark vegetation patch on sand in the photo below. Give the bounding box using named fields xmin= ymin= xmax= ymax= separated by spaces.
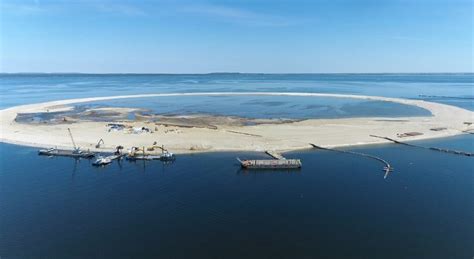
xmin=15 ymin=105 xmax=301 ymax=128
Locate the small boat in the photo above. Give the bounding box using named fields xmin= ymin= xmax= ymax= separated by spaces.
xmin=38 ymin=147 xmax=95 ymax=158
xmin=92 ymin=156 xmax=112 ymax=166
xmin=160 ymin=150 xmax=175 ymax=161
xmin=92 ymin=153 xmax=124 ymax=166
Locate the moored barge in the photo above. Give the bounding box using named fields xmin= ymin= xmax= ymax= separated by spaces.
xmin=237 ymin=158 xmax=302 ymax=169
xmin=38 ymin=148 xmax=95 ymax=158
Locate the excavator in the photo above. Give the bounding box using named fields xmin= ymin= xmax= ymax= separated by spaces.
xmin=127 ymin=141 xmax=174 ymax=161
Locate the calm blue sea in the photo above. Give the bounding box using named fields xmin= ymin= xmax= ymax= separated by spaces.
xmin=0 ymin=74 xmax=473 ymax=258
xmin=1 ymin=73 xmax=473 ymax=110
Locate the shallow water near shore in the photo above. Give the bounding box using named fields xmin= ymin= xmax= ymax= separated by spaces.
xmin=0 ymin=135 xmax=473 ymax=258
xmin=0 ymin=74 xmax=473 ymax=257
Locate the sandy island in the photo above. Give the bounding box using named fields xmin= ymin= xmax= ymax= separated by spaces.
xmin=1 ymin=92 xmax=473 ymax=154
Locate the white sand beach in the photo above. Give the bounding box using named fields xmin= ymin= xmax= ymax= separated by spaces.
xmin=1 ymin=92 xmax=473 ymax=154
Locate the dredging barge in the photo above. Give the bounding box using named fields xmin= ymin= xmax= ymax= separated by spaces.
xmin=38 ymin=128 xmax=95 ymax=158
xmin=237 ymin=151 xmax=302 ymax=169
xmin=38 ymin=147 xmax=95 ymax=158
xmin=237 ymin=158 xmax=302 ymax=169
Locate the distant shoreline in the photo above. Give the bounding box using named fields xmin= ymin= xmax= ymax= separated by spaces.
xmin=1 ymin=72 xmax=473 ymax=76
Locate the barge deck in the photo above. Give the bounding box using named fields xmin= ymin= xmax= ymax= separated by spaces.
xmin=38 ymin=148 xmax=95 ymax=158
xmin=237 ymin=154 xmax=302 ymax=169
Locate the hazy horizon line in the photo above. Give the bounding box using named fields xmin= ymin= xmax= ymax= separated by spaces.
xmin=1 ymin=72 xmax=473 ymax=75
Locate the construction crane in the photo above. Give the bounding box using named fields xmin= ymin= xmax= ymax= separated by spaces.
xmin=67 ymin=128 xmax=77 ymax=150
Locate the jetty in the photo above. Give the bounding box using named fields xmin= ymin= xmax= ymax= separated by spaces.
xmin=309 ymin=143 xmax=393 ymax=179
xmin=237 ymin=151 xmax=302 ymax=169
xmin=370 ymin=135 xmax=474 ymax=157
xmin=265 ymin=150 xmax=286 ymax=160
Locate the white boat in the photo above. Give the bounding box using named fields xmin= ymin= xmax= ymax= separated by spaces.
xmin=92 ymin=156 xmax=112 ymax=166
xmin=160 ymin=151 xmax=175 ymax=161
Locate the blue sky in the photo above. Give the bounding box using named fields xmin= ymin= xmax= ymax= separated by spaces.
xmin=1 ymin=0 xmax=472 ymax=73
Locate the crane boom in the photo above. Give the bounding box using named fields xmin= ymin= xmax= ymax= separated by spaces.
xmin=67 ymin=128 xmax=77 ymax=150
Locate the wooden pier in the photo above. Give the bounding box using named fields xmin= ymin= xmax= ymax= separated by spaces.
xmin=309 ymin=143 xmax=393 ymax=179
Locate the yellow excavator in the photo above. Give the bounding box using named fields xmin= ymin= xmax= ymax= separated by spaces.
xmin=146 ymin=141 xmax=168 ymax=152
xmin=129 ymin=141 xmax=174 ymax=160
